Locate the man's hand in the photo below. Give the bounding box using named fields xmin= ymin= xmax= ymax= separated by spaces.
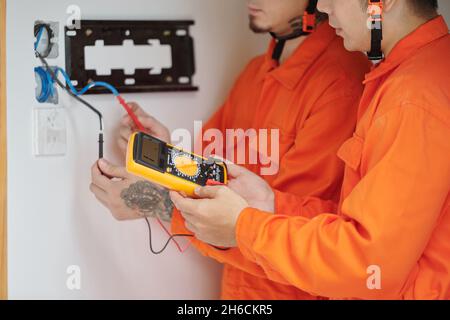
xmin=170 ymin=186 xmax=249 ymax=248
xmin=90 ymin=158 xmax=174 ymax=222
xmin=223 ymin=161 xmax=275 ymax=213
xmin=117 ymin=102 xmax=171 ymax=155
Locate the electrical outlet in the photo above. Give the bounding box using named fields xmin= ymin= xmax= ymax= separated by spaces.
xmin=34 ymin=107 xmax=67 ymax=156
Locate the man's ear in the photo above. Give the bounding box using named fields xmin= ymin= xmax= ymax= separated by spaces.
xmin=382 ymin=0 xmax=399 ymax=14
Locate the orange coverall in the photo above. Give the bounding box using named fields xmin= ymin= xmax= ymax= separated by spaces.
xmin=234 ymin=16 xmax=450 ymax=299
xmin=171 ymin=22 xmax=370 ymax=299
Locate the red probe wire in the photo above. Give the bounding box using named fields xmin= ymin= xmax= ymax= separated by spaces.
xmin=116 ymin=96 xmax=193 ymax=253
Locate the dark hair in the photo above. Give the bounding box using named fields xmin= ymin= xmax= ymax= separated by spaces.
xmin=408 ymin=0 xmax=439 ymax=17
xmin=362 ymin=0 xmax=438 ymax=17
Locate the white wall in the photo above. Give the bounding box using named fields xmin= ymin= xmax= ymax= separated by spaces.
xmin=6 ymin=0 xmax=266 ymax=299
xmin=439 ymin=0 xmax=450 ymax=20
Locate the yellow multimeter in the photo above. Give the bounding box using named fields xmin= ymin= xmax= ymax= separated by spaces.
xmin=126 ymin=132 xmax=228 ymax=197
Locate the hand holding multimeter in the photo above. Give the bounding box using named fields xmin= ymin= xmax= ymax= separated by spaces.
xmin=126 ymin=132 xmax=228 ymax=197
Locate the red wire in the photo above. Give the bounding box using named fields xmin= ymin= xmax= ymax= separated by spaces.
xmin=116 ymin=95 xmax=193 ymax=253
xmin=116 ymin=96 xmax=145 ymax=131
xmin=156 ymin=218 xmax=192 ymax=253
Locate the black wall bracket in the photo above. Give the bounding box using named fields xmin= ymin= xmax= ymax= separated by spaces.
xmin=65 ymin=20 xmax=198 ymax=94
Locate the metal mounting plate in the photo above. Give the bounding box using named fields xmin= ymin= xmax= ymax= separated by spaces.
xmin=65 ymin=20 xmax=198 ymax=94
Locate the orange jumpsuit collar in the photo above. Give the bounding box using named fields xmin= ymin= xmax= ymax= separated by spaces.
xmin=364 ymin=15 xmax=449 ymax=84
xmin=260 ymin=22 xmax=338 ymax=90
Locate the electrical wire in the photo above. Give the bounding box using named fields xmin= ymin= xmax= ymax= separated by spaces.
xmin=34 ymin=23 xmax=53 ymax=57
xmin=34 ymin=26 xmax=44 ymax=51
xmin=36 ymin=53 xmax=105 ymax=158
xmin=34 ymin=66 xmax=55 ymax=103
xmin=55 ymin=67 xmax=119 ymax=96
xmin=34 ymin=26 xmax=104 ymax=131
xmin=145 ymin=217 xmax=194 ymax=255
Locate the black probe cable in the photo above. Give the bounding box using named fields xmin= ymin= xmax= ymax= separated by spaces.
xmin=144 ymin=217 xmax=195 ymax=255
xmin=36 ymin=52 xmax=105 ymax=159
xmin=144 ymin=216 xmax=231 ymax=254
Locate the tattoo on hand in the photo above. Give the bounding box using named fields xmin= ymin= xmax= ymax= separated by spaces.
xmin=120 ymin=181 xmax=174 ymax=222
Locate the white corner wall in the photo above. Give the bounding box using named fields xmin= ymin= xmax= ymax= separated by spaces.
xmin=439 ymin=0 xmax=450 ymax=21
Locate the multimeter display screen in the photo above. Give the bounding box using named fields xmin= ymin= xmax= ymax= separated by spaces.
xmin=141 ymin=137 xmax=161 ymax=168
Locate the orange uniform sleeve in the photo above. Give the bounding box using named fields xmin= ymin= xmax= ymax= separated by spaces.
xmin=274 ymin=190 xmax=337 ymax=219
xmin=235 ymin=104 xmax=450 ymax=299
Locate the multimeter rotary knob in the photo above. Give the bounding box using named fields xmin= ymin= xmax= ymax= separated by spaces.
xmin=173 ymin=154 xmax=200 ymax=178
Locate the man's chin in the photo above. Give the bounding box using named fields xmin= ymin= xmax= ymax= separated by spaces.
xmin=249 ymin=18 xmax=271 ymax=34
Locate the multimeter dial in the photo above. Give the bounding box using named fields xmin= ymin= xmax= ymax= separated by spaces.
xmin=169 ymin=149 xmax=201 ymax=181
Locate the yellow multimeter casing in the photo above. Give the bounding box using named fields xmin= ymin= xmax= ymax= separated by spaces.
xmin=126 ymin=132 xmax=228 ymax=197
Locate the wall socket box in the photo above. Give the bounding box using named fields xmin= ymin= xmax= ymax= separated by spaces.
xmin=34 ymin=21 xmax=59 ymax=59
xmin=33 ymin=107 xmax=67 ymax=156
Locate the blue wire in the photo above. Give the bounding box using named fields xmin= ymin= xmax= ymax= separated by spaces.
xmin=34 ymin=26 xmax=45 ymax=51
xmin=55 ymin=67 xmax=120 ymax=96
xmin=35 ymin=25 xmax=120 ymax=102
xmin=36 ymin=66 xmax=121 ymax=103
xmin=35 ymin=66 xmax=54 ymax=103
xmin=78 ymin=81 xmax=119 ymax=96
